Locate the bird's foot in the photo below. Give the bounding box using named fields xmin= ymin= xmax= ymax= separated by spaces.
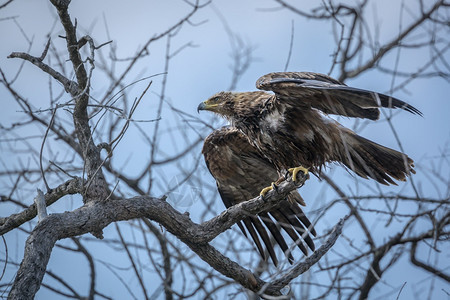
xmin=288 ymin=166 xmax=309 ymax=182
xmin=260 ymin=182 xmax=278 ymax=198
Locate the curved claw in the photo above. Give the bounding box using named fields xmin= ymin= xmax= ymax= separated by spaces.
xmin=288 ymin=166 xmax=309 ymax=182
xmin=260 ymin=182 xmax=278 ymax=198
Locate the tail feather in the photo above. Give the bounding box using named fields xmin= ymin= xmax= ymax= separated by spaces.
xmin=341 ymin=133 xmax=415 ymax=185
xmin=259 ymin=212 xmax=294 ymax=263
xmin=241 ymin=217 xmax=278 ymax=265
xmin=269 ymin=210 xmax=309 ymax=256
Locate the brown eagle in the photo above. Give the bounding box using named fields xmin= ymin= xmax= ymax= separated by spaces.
xmin=202 ymin=127 xmax=316 ymax=266
xmin=198 ymin=72 xmax=421 ymax=193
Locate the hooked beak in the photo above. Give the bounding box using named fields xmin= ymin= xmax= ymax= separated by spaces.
xmin=197 ymin=102 xmax=207 ymax=113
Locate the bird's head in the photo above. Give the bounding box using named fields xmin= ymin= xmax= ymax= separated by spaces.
xmin=198 ymin=91 xmax=270 ymax=122
xmin=197 ymin=91 xmax=236 ymax=117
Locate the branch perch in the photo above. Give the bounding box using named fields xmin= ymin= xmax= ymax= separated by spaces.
xmin=8 ymin=172 xmax=337 ymax=299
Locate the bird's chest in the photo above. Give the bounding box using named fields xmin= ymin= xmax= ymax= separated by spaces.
xmin=242 ymin=108 xmax=333 ymax=169
xmin=260 ymin=109 xmax=285 ymax=131
xmin=256 ymin=110 xmax=285 ymax=144
xmin=258 ymin=108 xmax=317 ymax=146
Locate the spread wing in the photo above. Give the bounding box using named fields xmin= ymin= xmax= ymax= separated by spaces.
xmin=202 ymin=127 xmax=316 ymax=266
xmin=256 ymin=72 xmax=422 ymax=120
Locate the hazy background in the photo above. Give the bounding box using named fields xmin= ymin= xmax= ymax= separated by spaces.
xmin=1 ymin=0 xmax=448 ymax=299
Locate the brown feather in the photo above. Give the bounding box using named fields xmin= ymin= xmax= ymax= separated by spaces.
xmin=256 ymin=72 xmax=422 ymax=119
xmin=202 ymin=127 xmax=316 ymax=265
xmin=199 ymin=71 xmax=420 ymax=264
xmin=199 ymin=71 xmax=419 ymax=185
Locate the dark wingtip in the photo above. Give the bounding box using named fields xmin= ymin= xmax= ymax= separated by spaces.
xmin=404 ymin=104 xmax=423 ymax=116
xmin=380 ymin=94 xmax=423 ymax=116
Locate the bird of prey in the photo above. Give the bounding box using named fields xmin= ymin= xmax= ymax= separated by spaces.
xmin=198 ymin=72 xmax=421 ymax=195
xmin=202 ymin=127 xmax=316 ymax=266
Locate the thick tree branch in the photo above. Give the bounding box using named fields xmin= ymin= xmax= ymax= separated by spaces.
xmin=7 ymin=51 xmax=79 ymax=95
xmin=196 ymin=172 xmax=309 ymax=243
xmin=3 ymin=0 xmax=447 ymax=298
xmin=8 ymin=1 xmax=108 ymax=205
xmin=0 ymin=177 xmax=83 ymax=235
xmin=8 ymin=173 xmax=312 ymax=299
xmin=49 ymin=0 xmax=88 ymax=95
xmin=47 ymin=0 xmax=107 ymax=204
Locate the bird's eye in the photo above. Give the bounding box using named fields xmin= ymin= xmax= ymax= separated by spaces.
xmin=211 ymin=97 xmax=220 ymax=102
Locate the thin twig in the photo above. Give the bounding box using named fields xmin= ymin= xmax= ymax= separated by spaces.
xmin=39 ymin=107 xmax=57 ymax=192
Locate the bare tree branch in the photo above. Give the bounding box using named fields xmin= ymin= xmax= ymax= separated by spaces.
xmin=1 ymin=0 xmax=448 ymax=298
xmin=0 ymin=177 xmax=83 ymax=235
xmin=8 ymin=172 xmax=313 ymax=299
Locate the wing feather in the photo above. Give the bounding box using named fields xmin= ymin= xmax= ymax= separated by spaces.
xmin=256 ymin=72 xmax=422 ymax=119
xmin=202 ymin=127 xmax=315 ymax=265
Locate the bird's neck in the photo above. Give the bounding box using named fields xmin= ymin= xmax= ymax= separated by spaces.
xmin=230 ymin=92 xmax=275 ymax=126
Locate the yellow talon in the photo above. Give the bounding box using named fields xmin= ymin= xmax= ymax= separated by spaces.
xmin=260 ymin=182 xmax=276 ymax=197
xmin=288 ymin=166 xmax=309 ymax=182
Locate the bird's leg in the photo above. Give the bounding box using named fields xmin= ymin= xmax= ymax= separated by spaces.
xmin=288 ymin=166 xmax=309 ymax=182
xmin=261 ymin=168 xmax=308 ymax=197
xmin=274 ymin=176 xmax=285 ymax=186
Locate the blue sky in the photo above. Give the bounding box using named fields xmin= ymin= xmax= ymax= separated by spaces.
xmin=1 ymin=0 xmax=449 ymax=299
